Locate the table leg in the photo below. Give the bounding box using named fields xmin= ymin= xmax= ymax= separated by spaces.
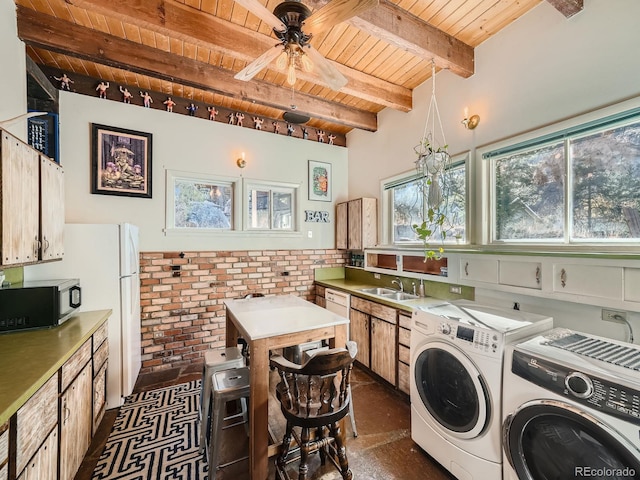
xmin=329 ymin=324 xmax=348 ymax=350
xmin=249 ymin=338 xmax=269 ymax=480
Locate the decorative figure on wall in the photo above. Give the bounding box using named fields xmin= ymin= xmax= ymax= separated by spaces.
xmin=207 ymin=106 xmax=219 ymax=121
xmin=140 ymin=91 xmax=153 ymax=108
xmin=317 ymin=130 xmax=326 ymax=143
xmin=163 ymin=97 xmax=177 ymax=112
xmin=96 ymin=81 xmax=109 ymax=99
xmin=228 ymin=112 xmax=236 ymax=125
xmin=273 ymin=121 xmax=280 ymax=134
xmin=54 ymin=73 xmax=73 ymax=91
xmin=253 ymin=116 xmax=264 ymax=130
xmin=119 ymin=86 xmax=133 ymax=104
xmin=287 ymin=123 xmax=295 ymax=136
xmin=328 ymin=133 xmax=336 ymax=145
xmin=301 ymin=127 xmax=309 ymax=140
xmin=186 ymin=103 xmax=198 ymax=116
xmin=236 ymin=112 xmax=245 ymax=127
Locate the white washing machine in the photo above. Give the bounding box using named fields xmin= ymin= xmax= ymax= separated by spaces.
xmin=502 ymin=328 xmax=640 ymax=480
xmin=411 ymin=300 xmax=553 ymax=480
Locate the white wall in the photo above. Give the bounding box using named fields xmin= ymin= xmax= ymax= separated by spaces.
xmin=0 ymin=0 xmax=27 ymax=140
xmin=59 ymin=93 xmax=348 ymax=251
xmin=346 ymin=0 xmax=640 ymax=201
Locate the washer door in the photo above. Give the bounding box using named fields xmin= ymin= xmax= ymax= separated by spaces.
xmin=414 ymin=341 xmax=490 ymax=439
xmin=504 ymin=400 xmax=640 ymax=480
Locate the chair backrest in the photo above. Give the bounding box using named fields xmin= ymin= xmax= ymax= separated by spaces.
xmin=271 ymin=341 xmax=357 ymax=420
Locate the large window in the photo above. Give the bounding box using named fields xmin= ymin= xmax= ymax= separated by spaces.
xmin=383 ymin=152 xmax=467 ymax=245
xmin=246 ymin=181 xmax=297 ymax=231
xmin=487 ymin=109 xmax=640 ymax=244
xmin=166 ymin=170 xmax=236 ymax=230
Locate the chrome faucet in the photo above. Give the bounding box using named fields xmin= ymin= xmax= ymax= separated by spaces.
xmin=391 ymin=278 xmax=404 ymax=292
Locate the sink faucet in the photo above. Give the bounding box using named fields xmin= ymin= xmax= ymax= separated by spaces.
xmin=412 ymin=282 xmax=417 ymax=296
xmin=391 ymin=278 xmax=404 ymax=292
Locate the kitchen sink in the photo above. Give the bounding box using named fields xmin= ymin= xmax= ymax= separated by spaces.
xmin=380 ymin=292 xmax=420 ymax=301
xmin=358 ymin=287 xmax=397 ymax=295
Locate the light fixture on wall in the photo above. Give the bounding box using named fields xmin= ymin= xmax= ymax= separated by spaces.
xmin=461 ymin=107 xmax=480 ymax=130
xmin=236 ymin=152 xmax=246 ymax=168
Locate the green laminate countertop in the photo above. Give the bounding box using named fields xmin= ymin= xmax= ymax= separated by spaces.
xmin=0 ymin=309 xmax=112 ymax=425
xmin=315 ymin=279 xmax=446 ymax=312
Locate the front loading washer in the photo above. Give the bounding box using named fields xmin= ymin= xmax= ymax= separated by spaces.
xmin=411 ymin=300 xmax=553 ymax=480
xmin=502 ymin=328 xmax=640 ymax=480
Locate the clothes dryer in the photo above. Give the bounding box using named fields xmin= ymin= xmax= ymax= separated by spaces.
xmin=502 ymin=328 xmax=640 ymax=480
xmin=411 ymin=300 xmax=553 ymax=480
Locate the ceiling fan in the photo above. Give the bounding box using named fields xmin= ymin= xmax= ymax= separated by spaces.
xmin=233 ymin=0 xmax=378 ymax=91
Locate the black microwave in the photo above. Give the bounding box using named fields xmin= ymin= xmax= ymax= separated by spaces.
xmin=0 ymin=279 xmax=81 ymax=333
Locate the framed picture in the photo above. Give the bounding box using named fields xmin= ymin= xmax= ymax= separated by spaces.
xmin=91 ymin=123 xmax=152 ymax=198
xmin=308 ymin=160 xmax=331 ymax=202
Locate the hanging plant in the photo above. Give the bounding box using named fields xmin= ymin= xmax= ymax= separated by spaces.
xmin=411 ymin=62 xmax=453 ymax=261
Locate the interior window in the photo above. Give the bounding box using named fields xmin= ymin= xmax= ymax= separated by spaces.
xmin=246 ymin=181 xmax=297 ymax=231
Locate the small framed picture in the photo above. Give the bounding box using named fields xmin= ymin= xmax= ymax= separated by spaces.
xmin=91 ymin=123 xmax=152 ymax=198
xmin=308 ymin=160 xmax=331 ymax=202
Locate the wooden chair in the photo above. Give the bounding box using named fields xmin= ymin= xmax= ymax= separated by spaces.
xmin=270 ymin=341 xmax=357 ymax=480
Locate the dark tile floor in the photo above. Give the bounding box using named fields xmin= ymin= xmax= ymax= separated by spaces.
xmin=75 ymin=363 xmax=455 ymax=480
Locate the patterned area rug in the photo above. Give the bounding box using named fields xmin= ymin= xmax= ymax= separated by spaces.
xmin=92 ymin=380 xmax=207 ymax=479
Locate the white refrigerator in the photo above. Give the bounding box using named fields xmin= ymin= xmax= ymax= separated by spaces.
xmin=25 ymin=223 xmax=141 ymax=409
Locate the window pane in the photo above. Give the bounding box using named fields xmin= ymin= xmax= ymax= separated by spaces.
xmin=571 ymin=123 xmax=640 ymax=239
xmin=392 ymin=179 xmax=422 ymax=242
xmin=272 ymin=191 xmax=293 ymax=229
xmin=174 ymin=179 xmax=232 ymax=228
xmin=440 ymin=164 xmax=466 ymax=242
xmin=494 ymin=143 xmax=565 ymax=240
xmin=248 ymin=189 xmax=270 ymax=229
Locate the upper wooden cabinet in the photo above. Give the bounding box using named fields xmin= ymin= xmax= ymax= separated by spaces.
xmin=0 ymin=128 xmax=64 ymax=266
xmin=336 ymin=197 xmax=377 ymax=250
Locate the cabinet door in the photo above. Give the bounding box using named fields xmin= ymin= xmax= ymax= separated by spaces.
xmin=459 ymin=256 xmax=499 ymax=283
xmin=0 ymin=422 xmax=7 ymax=480
xmin=359 ymin=197 xmax=377 ymax=249
xmin=371 ymin=317 xmax=396 ymax=385
xmin=40 ymin=156 xmax=64 ymax=261
xmin=60 ymin=363 xmax=93 ymax=480
xmin=347 ymin=199 xmax=363 ymax=250
xmin=553 ymin=263 xmax=622 ymax=300
xmin=1 ymin=130 xmax=39 ymax=265
xmin=93 ymin=363 xmax=107 ymax=434
xmin=349 ymin=309 xmax=370 ymax=368
xmin=17 ymin=429 xmax=57 ymax=480
xmin=499 ymin=260 xmax=542 ymax=289
xmin=336 ymin=202 xmax=348 ymax=249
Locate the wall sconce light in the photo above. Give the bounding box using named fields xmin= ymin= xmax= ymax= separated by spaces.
xmin=236 ymin=151 xmax=246 ymax=168
xmin=461 ymin=107 xmax=480 ymax=130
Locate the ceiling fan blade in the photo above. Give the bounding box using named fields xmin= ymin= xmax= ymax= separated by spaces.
xmin=233 ymin=0 xmax=286 ymax=31
xmin=234 ymin=44 xmax=284 ymax=81
xmin=304 ymin=45 xmax=348 ymax=91
xmin=304 ymin=0 xmax=378 ymax=35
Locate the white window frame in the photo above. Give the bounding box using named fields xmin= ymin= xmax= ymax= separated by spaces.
xmin=380 ymin=151 xmax=469 ymax=247
xmin=164 ymin=169 xmax=240 ymax=235
xmin=243 ymin=179 xmax=300 ymax=233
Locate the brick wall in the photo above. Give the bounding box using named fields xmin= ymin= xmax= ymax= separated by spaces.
xmin=139 ymin=249 xmax=348 ymax=373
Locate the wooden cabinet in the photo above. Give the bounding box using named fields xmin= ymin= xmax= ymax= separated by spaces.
xmin=92 ymin=321 xmax=109 ymax=434
xmin=0 ymin=128 xmax=64 ymax=266
xmin=397 ymin=313 xmax=411 ymax=395
xmin=15 ymin=374 xmax=58 ymax=478
xmin=0 ymin=422 xmax=8 ymax=480
xmin=17 ymin=429 xmax=57 ymax=480
xmin=1 ymin=129 xmax=40 ymax=265
xmin=336 ymin=198 xmax=377 ymax=250
xmin=315 ymin=285 xmax=326 ymax=308
xmin=59 ymin=362 xmax=92 ymax=480
xmin=350 ymin=296 xmax=396 ymax=385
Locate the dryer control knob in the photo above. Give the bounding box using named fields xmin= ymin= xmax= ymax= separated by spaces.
xmin=439 ymin=323 xmax=451 ymax=335
xmin=565 ymin=372 xmax=594 ymax=399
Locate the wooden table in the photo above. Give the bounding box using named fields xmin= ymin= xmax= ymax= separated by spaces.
xmin=224 ymin=294 xmax=349 ymax=480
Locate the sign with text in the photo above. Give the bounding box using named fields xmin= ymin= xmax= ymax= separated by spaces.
xmin=305 ymin=210 xmax=330 ymax=223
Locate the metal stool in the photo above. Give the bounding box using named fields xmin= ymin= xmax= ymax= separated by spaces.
xmin=199 ymin=347 xmax=245 ymax=454
xmin=208 ymin=367 xmax=250 ymax=480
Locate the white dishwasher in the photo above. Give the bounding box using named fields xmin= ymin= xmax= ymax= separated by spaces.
xmin=325 ymin=289 xmax=351 ymax=319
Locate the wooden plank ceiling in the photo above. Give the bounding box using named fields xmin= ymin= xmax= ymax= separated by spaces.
xmin=14 ymin=0 xmax=581 ymax=135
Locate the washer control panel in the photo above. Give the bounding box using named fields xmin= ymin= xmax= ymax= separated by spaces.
xmin=435 ymin=321 xmax=502 ymax=357
xmin=512 ymin=350 xmax=640 ymax=425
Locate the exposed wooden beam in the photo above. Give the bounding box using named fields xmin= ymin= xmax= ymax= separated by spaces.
xmin=64 ymin=0 xmax=412 ymax=112
xmin=305 ymin=0 xmax=474 ymax=78
xmin=546 ymin=0 xmax=584 ymax=18
xmin=16 ymin=6 xmax=377 ymax=131
xmin=26 ymin=56 xmax=58 ymax=104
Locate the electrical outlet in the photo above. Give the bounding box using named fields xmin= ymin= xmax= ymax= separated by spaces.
xmin=449 ymin=285 xmax=462 ymax=294
xmin=374 ymin=273 xmax=380 ymax=279
xmin=602 ymin=309 xmax=627 ymax=323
